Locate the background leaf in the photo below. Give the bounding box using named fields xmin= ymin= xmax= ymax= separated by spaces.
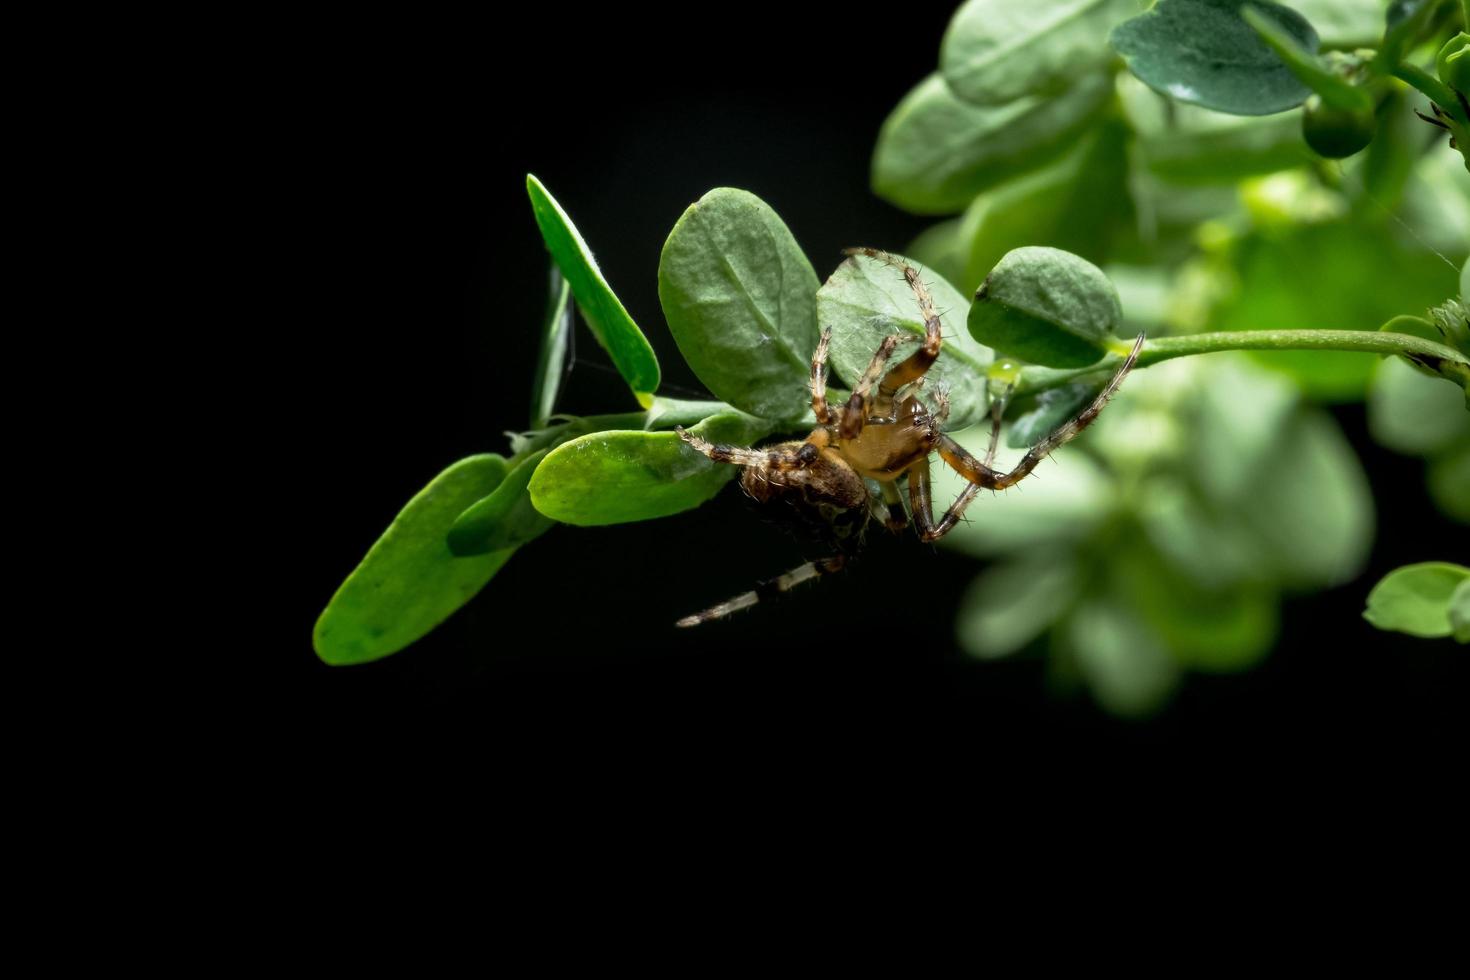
xmin=1119 ymin=75 xmax=1313 ymax=182
xmin=1289 ymin=0 xmax=1393 ymax=49
xmin=314 ymin=455 xmax=515 ymax=666
xmin=956 ymin=551 xmax=1080 ymax=658
xmin=1066 ymin=600 xmax=1182 ymax=718
xmin=527 ymin=175 xmax=661 ymax=406
xmin=816 ymin=252 xmax=993 ymax=428
xmin=940 ymin=0 xmax=1143 ymax=105
xmin=529 ymin=411 xmax=773 ymax=526
xmin=1369 ymin=358 xmax=1470 ymax=455
xmin=956 ymin=120 xmax=1135 ymax=294
xmin=447 ymin=449 xmax=556 ymax=556
xmin=970 ymin=246 xmax=1124 ymax=367
xmin=1110 ymin=0 xmax=1318 ymax=115
xmin=1451 ymin=578 xmax=1470 ymax=642
xmin=658 ymin=188 xmax=820 ymax=422
xmin=871 ymin=72 xmax=1114 ymax=215
xmin=1363 ymin=561 xmax=1470 ymax=638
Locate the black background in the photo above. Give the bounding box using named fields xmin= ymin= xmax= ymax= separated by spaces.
xmin=282 ymin=4 xmax=1467 ymax=766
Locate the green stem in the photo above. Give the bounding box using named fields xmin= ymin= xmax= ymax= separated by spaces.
xmin=1394 ymin=62 xmax=1466 ymax=121
xmin=1013 ymin=330 xmax=1469 ymax=396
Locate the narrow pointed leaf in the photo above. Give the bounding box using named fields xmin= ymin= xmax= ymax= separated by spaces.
xmin=530 ymin=267 xmax=572 ymax=428
xmin=527 ymin=174 xmax=660 ymax=406
xmin=314 ymin=455 xmax=515 ymax=666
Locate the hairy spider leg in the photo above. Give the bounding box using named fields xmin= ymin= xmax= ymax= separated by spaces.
xmin=880 ymin=480 xmax=909 ymax=533
xmin=810 ymin=327 xmax=833 ymax=425
xmin=676 ymin=556 xmax=846 ymax=628
xmin=842 ymin=247 xmax=945 ymax=399
xmin=982 ymin=384 xmax=1010 ymax=469
xmin=838 ymin=333 xmax=913 ymax=438
xmin=676 ymin=426 xmax=824 ymax=469
xmin=908 ymin=333 xmax=1145 ymax=543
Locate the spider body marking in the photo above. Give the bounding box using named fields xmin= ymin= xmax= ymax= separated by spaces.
xmin=674 ymin=247 xmax=1144 ymax=627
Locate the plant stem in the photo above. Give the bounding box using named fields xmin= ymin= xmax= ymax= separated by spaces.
xmin=1393 ymin=62 xmax=1466 ymax=120
xmin=1012 ymin=330 xmax=1470 ymax=396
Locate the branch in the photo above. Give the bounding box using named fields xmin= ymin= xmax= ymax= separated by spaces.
xmin=1011 ymin=330 xmax=1470 ymax=397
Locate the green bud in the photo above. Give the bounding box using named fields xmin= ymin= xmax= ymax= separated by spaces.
xmin=1438 ymin=33 xmax=1469 ymax=95
xmin=1301 ymin=95 xmax=1377 ymax=159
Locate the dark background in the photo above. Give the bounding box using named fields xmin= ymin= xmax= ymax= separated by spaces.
xmin=283 ymin=5 xmax=1467 ymax=764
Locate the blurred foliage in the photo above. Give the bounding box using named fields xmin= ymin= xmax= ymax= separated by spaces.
xmin=319 ymin=1 xmax=1469 ymax=716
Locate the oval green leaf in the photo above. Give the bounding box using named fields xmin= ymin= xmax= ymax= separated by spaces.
xmin=1364 ymin=561 xmax=1470 ymax=638
xmin=528 ymin=411 xmax=773 ymax=526
xmin=1067 ymin=600 xmax=1182 ymax=719
xmin=447 ymin=449 xmax=556 ymax=557
xmin=658 ymin=188 xmax=820 ymax=422
xmin=956 ymin=551 xmax=1079 ymax=659
xmin=1369 ymin=357 xmax=1470 ymax=456
xmin=527 ymin=174 xmax=660 ymax=407
xmin=940 ymin=0 xmax=1144 ymax=106
xmin=816 ymin=251 xmax=993 ymax=429
xmin=970 ymin=246 xmax=1124 ymax=368
xmin=314 ymin=454 xmax=515 ymax=666
xmin=871 ymin=71 xmax=1114 ymax=215
xmin=1461 ymin=256 xmax=1468 ymax=300
xmin=1111 ymin=0 xmax=1319 ymax=115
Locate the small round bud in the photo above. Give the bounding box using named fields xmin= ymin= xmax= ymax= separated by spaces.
xmin=1301 ymin=94 xmax=1377 ymax=159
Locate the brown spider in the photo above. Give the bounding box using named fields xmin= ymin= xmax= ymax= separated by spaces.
xmin=674 ymin=247 xmax=1144 ymax=627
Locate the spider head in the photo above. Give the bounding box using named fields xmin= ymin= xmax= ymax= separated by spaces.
xmin=739 ymin=441 xmax=870 ymax=547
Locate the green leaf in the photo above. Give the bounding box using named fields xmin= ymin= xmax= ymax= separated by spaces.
xmin=940 ymin=0 xmax=1143 ymax=106
xmin=956 ymin=551 xmax=1080 ymax=659
xmin=1428 ymin=444 xmax=1470 ymax=521
xmin=1112 ymin=535 xmax=1278 ymax=671
xmin=1462 ymin=256 xmax=1469 ymax=300
xmin=871 ymin=72 xmax=1114 ymax=215
xmin=970 ymin=246 xmax=1124 ymax=368
xmin=530 ymin=267 xmax=572 ymax=428
xmin=1289 ymin=0 xmax=1394 ymax=48
xmin=446 ymin=450 xmax=556 ymax=557
xmin=1380 ymin=0 xmax=1445 ymax=68
xmin=1111 ymin=0 xmax=1318 ymax=115
xmin=658 ymin=188 xmax=820 ymax=422
xmin=1066 ymin=600 xmax=1182 ymax=718
xmin=816 ymin=252 xmax=993 ymax=429
xmin=957 ymin=121 xmax=1135 ymax=295
xmin=1451 ymin=578 xmax=1470 ymax=642
xmin=1363 ymin=561 xmax=1470 ymax=638
xmin=527 ymin=175 xmax=661 ymax=407
xmin=1190 ymin=356 xmax=1299 ymax=507
xmin=1120 ymin=75 xmax=1313 ymax=181
xmin=1241 ymin=410 xmax=1374 ymax=589
xmin=904 ymin=218 xmax=971 ymax=290
xmin=314 ymin=455 xmax=515 ymax=666
xmin=1242 ymin=7 xmax=1374 ymax=113
xmin=528 ymin=411 xmax=773 ymax=526
xmin=1369 ymin=357 xmax=1470 ymax=456
xmin=1005 ymin=381 xmax=1098 ymax=448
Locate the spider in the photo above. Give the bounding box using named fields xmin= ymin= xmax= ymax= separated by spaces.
xmin=674 ymin=247 xmax=1144 ymax=627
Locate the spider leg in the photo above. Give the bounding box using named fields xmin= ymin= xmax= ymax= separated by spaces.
xmin=811 ymin=327 xmax=834 ymax=425
xmin=676 ymin=426 xmax=820 ymax=470
xmin=912 ymin=333 xmax=1144 ymax=543
xmin=880 ymin=480 xmax=909 ymax=533
xmin=837 ymin=332 xmax=913 ymax=438
xmin=982 ymin=384 xmax=1010 ymax=469
xmin=843 ymin=247 xmax=944 ymax=398
xmin=676 ymin=556 xmax=846 ymax=627
xmin=907 ymin=457 xmax=982 ymax=543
